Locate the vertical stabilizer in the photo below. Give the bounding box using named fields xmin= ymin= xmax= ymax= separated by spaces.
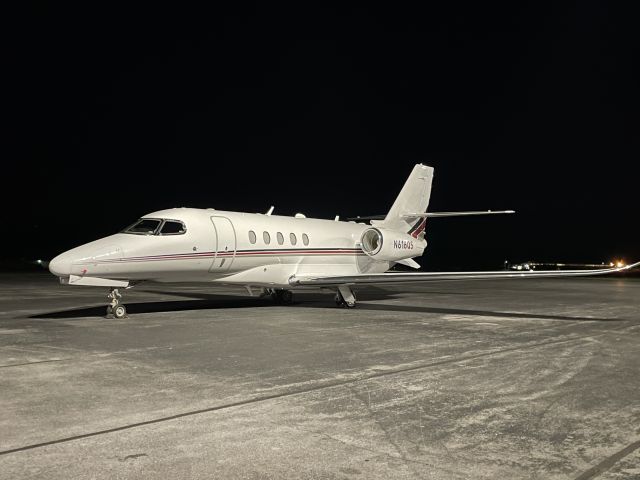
xmin=374 ymin=164 xmax=434 ymax=233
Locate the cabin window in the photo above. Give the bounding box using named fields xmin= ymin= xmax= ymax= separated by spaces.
xmin=159 ymin=220 xmax=186 ymax=235
xmin=302 ymin=233 xmax=309 ymax=246
xmin=263 ymin=231 xmax=271 ymax=244
xmin=290 ymin=233 xmax=297 ymax=245
xmin=248 ymin=230 xmax=257 ymax=244
xmin=122 ymin=218 xmax=162 ymax=235
xmin=277 ymin=232 xmax=284 ymax=245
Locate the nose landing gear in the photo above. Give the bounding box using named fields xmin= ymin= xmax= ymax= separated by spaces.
xmin=106 ymin=288 xmax=127 ymax=318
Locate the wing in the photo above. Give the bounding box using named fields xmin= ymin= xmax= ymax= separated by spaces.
xmin=289 ymin=261 xmax=640 ymax=286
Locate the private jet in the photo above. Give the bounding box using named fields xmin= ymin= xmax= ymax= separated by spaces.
xmin=49 ymin=164 xmax=638 ymax=318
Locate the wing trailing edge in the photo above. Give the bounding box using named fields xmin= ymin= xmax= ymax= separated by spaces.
xmin=288 ymin=261 xmax=640 ymax=287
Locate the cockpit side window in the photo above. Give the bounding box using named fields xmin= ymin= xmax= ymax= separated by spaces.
xmin=123 ymin=218 xmax=162 ymax=235
xmin=159 ymin=220 xmax=186 ymax=235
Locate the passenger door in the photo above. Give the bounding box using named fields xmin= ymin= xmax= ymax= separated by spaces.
xmin=209 ymin=216 xmax=237 ymax=272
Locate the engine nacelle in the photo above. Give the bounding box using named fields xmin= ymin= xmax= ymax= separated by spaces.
xmin=360 ymin=228 xmax=426 ymax=262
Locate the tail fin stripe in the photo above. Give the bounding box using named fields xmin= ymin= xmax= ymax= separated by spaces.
xmin=407 ymin=217 xmax=425 ymax=235
xmin=409 ymin=218 xmax=427 ymax=238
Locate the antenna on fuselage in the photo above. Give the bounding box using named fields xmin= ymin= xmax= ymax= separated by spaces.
xmin=265 ymin=206 xmax=274 ymax=216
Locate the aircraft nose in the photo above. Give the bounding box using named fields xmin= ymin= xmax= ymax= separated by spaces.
xmin=49 ymin=253 xmax=72 ymax=277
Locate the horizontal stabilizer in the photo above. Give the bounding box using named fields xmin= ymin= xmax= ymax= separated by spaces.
xmin=403 ymin=210 xmax=515 ymax=218
xmin=348 ymin=210 xmax=515 ymax=222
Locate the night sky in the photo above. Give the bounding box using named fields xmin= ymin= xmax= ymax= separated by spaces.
xmin=8 ymin=4 xmax=638 ymax=270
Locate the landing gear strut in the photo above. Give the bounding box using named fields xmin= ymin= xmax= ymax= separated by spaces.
xmin=266 ymin=288 xmax=293 ymax=305
xmin=106 ymin=288 xmax=127 ymax=318
xmin=335 ymin=285 xmax=356 ymax=308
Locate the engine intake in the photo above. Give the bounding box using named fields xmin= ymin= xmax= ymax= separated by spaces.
xmin=360 ymin=227 xmax=425 ymax=262
xmin=361 ymin=228 xmax=383 ymax=256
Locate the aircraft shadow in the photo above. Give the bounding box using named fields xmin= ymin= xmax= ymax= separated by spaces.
xmin=144 ymin=288 xmax=405 ymax=303
xmin=30 ymin=297 xmax=277 ymax=319
xmin=142 ymin=287 xmax=469 ymax=303
xmin=30 ymin=291 xmax=625 ymax=322
xmin=29 ymin=285 xmax=469 ymax=320
xmin=29 ymin=289 xmax=404 ymax=319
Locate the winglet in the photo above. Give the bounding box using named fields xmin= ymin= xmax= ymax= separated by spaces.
xmin=618 ymin=260 xmax=640 ymax=272
xmin=266 ymin=206 xmax=274 ymax=216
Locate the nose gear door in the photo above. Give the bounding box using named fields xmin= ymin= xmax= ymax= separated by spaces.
xmin=209 ymin=216 xmax=237 ymax=272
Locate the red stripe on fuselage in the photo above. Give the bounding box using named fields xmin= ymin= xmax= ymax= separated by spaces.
xmin=97 ymin=248 xmax=365 ymax=263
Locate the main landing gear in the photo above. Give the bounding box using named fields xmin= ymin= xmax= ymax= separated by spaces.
xmin=334 ymin=285 xmax=357 ymax=308
xmin=265 ymin=288 xmax=294 ymax=305
xmin=106 ymin=288 xmax=127 ymax=318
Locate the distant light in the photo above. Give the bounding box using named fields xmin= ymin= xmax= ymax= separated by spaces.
xmin=36 ymin=259 xmax=42 ymax=264
xmin=609 ymin=262 xmax=614 ymax=267
xmin=616 ymin=261 xmax=625 ymax=268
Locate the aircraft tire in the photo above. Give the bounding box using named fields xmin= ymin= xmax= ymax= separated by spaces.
xmin=272 ymin=289 xmax=293 ymax=305
xmin=113 ymin=305 xmax=127 ymax=319
xmin=280 ymin=290 xmax=293 ymax=305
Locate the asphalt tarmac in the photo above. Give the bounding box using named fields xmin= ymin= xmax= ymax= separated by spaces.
xmin=0 ymin=273 xmax=639 ymax=479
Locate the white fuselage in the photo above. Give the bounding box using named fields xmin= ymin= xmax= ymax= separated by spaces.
xmin=49 ymin=164 xmax=633 ymax=311
xmin=49 ymin=208 xmax=395 ymax=288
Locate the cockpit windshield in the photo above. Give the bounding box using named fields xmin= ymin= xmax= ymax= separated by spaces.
xmin=122 ymin=219 xmax=162 ymax=235
xmin=122 ymin=218 xmax=187 ymax=235
xmin=159 ymin=220 xmax=186 ymax=235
